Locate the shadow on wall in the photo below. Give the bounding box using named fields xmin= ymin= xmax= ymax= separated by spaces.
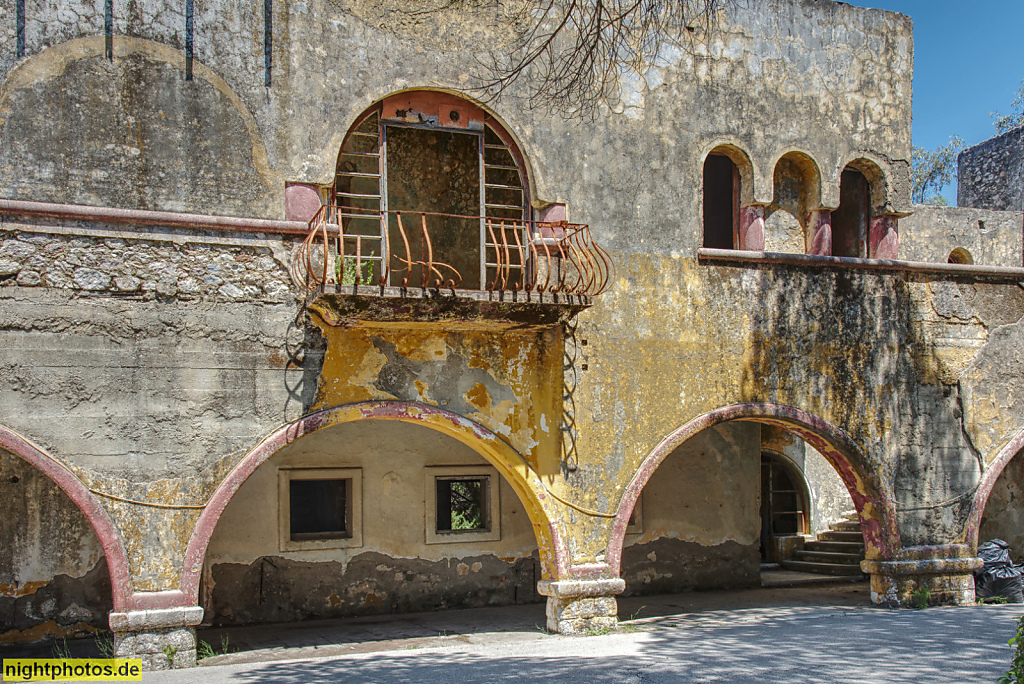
xmin=736 ymin=262 xmax=983 ymax=547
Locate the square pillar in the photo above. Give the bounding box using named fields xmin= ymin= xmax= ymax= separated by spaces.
xmin=739 ymin=204 xmax=766 ymax=251
xmin=538 ymin=578 xmax=625 ymax=634
xmin=108 ymin=606 xmax=204 ymax=670
xmin=806 ymin=209 xmax=832 ymax=255
xmin=861 ymin=548 xmax=983 ymax=608
xmin=869 ymin=214 xmax=899 ymax=259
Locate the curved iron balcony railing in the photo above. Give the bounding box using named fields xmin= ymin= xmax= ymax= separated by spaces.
xmin=292 ymin=205 xmax=613 ymax=297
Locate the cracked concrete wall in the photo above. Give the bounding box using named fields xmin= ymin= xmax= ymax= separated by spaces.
xmin=204 ymin=420 xmax=541 ymax=625
xmin=0 ymin=449 xmax=111 ymax=642
xmin=0 ymin=224 xmax=321 ymax=594
xmin=621 ymin=423 xmax=761 ymax=595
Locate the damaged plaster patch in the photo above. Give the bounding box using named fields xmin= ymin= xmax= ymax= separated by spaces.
xmin=370 ymin=336 xmax=516 ymax=415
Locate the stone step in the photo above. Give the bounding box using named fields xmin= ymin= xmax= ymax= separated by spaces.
xmin=794 ymin=549 xmax=864 ymax=565
xmin=841 ymin=511 xmax=859 ymax=521
xmin=818 ymin=530 xmax=864 ymax=543
xmin=780 ymin=559 xmax=865 ymax=577
xmin=832 ymin=520 xmax=862 ymax=532
xmin=805 ymin=540 xmax=865 ymax=553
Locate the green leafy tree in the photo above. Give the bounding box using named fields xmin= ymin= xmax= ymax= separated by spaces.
xmin=911 ymin=136 xmax=963 ymax=205
xmin=992 ymin=79 xmax=1024 ymax=135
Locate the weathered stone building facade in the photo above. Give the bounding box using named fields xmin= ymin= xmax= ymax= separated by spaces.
xmin=2 ymin=0 xmax=1024 ymax=670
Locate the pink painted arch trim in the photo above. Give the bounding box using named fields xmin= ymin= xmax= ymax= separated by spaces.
xmin=965 ymin=429 xmax=1024 ymax=548
xmin=605 ymin=403 xmax=901 ymax=573
xmin=0 ymin=426 xmax=133 ymax=611
xmin=179 ymin=401 xmax=570 ymax=606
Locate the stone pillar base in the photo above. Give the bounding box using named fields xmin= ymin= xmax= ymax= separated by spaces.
xmin=109 ymin=607 xmax=204 ymax=670
xmin=862 ymin=547 xmax=983 ymax=608
xmin=538 ymin=578 xmax=625 ymax=634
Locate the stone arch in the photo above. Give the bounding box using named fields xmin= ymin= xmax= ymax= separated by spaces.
xmin=702 ymin=143 xmax=756 ymax=206
xmin=964 ymin=430 xmax=1024 ymax=548
xmin=0 ymin=426 xmax=133 ymax=611
xmin=769 ymin=150 xmax=823 ymax=212
xmin=181 ymin=401 xmax=568 ymax=605
xmin=840 ymin=156 xmax=890 ymax=216
xmin=605 ymin=403 xmax=898 ymax=573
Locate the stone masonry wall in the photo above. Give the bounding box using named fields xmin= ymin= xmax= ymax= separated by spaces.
xmin=958 ymin=126 xmax=1024 ymax=212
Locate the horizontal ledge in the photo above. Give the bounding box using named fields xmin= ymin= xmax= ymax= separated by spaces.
xmin=698 ymin=248 xmax=1024 ymax=279
xmin=0 ymin=198 xmax=310 ymax=236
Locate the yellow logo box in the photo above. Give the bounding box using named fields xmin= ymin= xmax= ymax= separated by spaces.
xmin=2 ymin=660 xmax=143 ymax=682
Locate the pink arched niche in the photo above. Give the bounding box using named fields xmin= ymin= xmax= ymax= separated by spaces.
xmin=605 ymin=403 xmax=900 ymax=573
xmin=180 ymin=401 xmax=570 ymax=605
xmin=0 ymin=426 xmax=133 ymax=611
xmin=964 ymin=430 xmax=1024 ymax=548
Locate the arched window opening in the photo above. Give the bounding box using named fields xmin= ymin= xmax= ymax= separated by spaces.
xmin=832 ymin=167 xmax=870 ymax=258
xmin=702 ymin=154 xmax=739 ymax=249
xmin=768 ymin=152 xmax=822 ymax=254
xmin=760 ymin=452 xmax=809 ymax=562
xmin=948 ymin=247 xmax=974 ymax=265
xmin=332 ymin=93 xmax=531 ymax=291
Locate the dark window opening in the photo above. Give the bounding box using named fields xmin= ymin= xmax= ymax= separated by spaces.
xmin=948 ymin=248 xmax=973 ymax=265
xmin=436 ymin=476 xmax=489 ymax=533
xmin=832 ymin=168 xmax=869 ymax=258
xmin=289 ymin=478 xmax=350 ymax=541
xmin=703 ymin=154 xmax=739 ymax=249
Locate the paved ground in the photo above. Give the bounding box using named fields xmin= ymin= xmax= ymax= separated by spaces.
xmin=5 ymin=580 xmax=1021 ymax=682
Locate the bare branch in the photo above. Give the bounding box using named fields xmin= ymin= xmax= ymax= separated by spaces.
xmin=472 ymin=0 xmax=733 ymax=117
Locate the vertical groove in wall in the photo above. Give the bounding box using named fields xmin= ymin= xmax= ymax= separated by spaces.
xmin=15 ymin=0 xmax=25 ymax=58
xmin=185 ymin=0 xmax=194 ymax=81
xmin=104 ymin=0 xmax=113 ymax=60
xmin=264 ymin=0 xmax=273 ymax=87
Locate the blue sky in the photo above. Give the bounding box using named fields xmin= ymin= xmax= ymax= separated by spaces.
xmin=858 ymin=1 xmax=1024 ymax=201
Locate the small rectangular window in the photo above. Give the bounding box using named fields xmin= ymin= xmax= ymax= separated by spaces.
xmin=425 ymin=465 xmax=501 ymax=544
xmin=279 ymin=468 xmax=362 ymax=551
xmin=290 ymin=478 xmax=349 ymax=540
xmin=435 ymin=477 xmax=489 ymax=533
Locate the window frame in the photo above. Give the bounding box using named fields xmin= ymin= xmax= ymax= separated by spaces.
xmin=278 ymin=467 xmax=363 ymax=552
xmin=424 ymin=465 xmax=501 ymax=545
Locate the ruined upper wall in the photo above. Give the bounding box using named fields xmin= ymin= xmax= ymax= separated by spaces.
xmin=899 ymin=204 xmax=1024 ymax=268
xmin=958 ymin=126 xmax=1024 ymax=212
xmin=0 ymin=0 xmax=913 ymax=243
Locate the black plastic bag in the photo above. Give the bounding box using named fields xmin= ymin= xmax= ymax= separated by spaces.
xmin=976 ymin=539 xmax=1023 ymax=602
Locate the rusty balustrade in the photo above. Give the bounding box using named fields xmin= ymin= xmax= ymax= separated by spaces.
xmin=293 ymin=205 xmax=613 ymax=297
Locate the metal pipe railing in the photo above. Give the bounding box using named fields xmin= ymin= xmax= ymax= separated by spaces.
xmin=293 ymin=206 xmax=613 ymax=297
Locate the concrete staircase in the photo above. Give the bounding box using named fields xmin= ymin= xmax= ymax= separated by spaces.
xmin=780 ymin=512 xmax=865 ymax=577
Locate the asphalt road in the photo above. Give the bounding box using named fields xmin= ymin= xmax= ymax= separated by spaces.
xmin=147 ymin=603 xmax=1022 ymax=684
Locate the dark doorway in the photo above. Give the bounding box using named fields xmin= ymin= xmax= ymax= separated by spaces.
xmin=760 ymin=453 xmax=808 ymax=562
xmin=832 ymin=168 xmax=869 ymax=258
xmin=703 ymin=154 xmax=739 ymax=249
